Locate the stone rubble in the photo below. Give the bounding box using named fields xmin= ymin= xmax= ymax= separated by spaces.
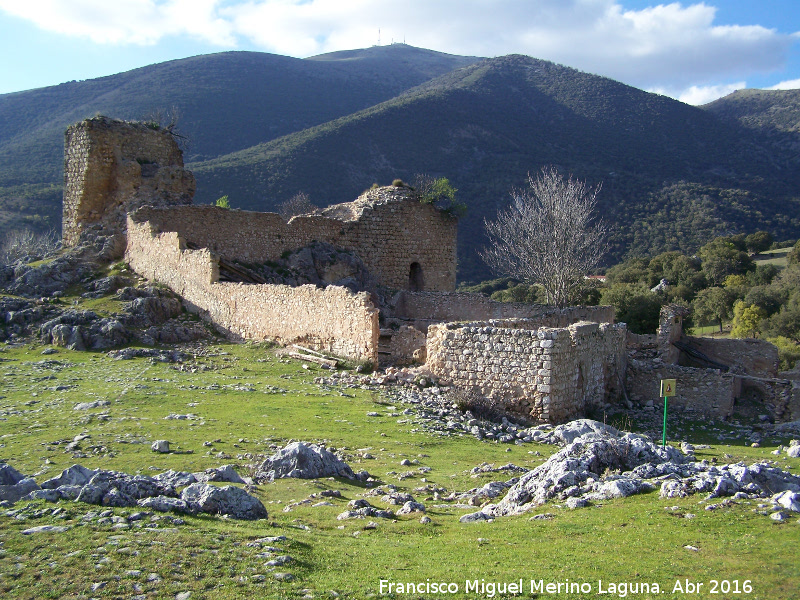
xmin=0 ymin=462 xmax=266 ymax=520
xmin=455 ymin=420 xmax=800 ymax=522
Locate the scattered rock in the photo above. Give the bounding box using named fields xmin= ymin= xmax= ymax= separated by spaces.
xmin=193 ymin=464 xmax=245 ymax=484
xmin=151 ymin=440 xmax=171 ymax=453
xmin=180 ymin=483 xmax=268 ymax=520
xmin=21 ymin=525 xmax=71 ymax=535
xmin=254 ymin=442 xmax=360 ymax=482
xmin=459 ymin=419 xmax=800 ymax=522
xmin=397 ymin=501 xmax=426 ymax=515
xmin=74 ymin=400 xmax=111 ymax=411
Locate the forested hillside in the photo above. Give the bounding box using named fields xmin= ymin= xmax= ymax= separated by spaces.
xmin=1 ymin=46 xmax=799 ymax=281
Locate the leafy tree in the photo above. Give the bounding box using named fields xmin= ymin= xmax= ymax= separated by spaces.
xmin=215 ymin=195 xmax=230 ymax=208
xmin=723 ymin=274 xmax=748 ymax=301
xmin=698 ymin=237 xmax=754 ymax=285
xmin=490 ymin=282 xmax=540 ymax=303
xmin=600 ymin=283 xmax=662 ymax=334
xmin=787 ymin=240 xmax=800 ymax=265
xmin=746 ymin=264 xmax=779 ymax=287
xmin=730 ymin=301 xmax=766 ymax=338
xmin=481 ymin=167 xmax=607 ymax=307
xmin=647 ymin=251 xmax=704 ymax=291
xmin=692 ymin=286 xmax=733 ymax=332
xmin=766 ymin=336 xmax=800 ymax=371
xmin=604 ymin=257 xmax=650 ymax=286
xmin=745 ymin=231 xmax=773 ymax=254
xmin=744 ymin=285 xmax=784 ymax=317
xmin=762 ymin=292 xmax=800 ymax=343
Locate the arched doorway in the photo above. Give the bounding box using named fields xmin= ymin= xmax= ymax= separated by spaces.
xmin=408 ymin=262 xmax=424 ymax=291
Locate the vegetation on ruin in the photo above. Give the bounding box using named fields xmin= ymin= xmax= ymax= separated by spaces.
xmin=0 ymin=337 xmax=798 ymax=599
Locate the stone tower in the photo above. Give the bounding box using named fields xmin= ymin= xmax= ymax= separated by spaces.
xmin=62 ymin=117 xmax=195 ymax=251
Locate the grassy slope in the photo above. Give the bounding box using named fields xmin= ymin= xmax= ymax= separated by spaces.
xmin=0 ymin=338 xmax=797 ymax=599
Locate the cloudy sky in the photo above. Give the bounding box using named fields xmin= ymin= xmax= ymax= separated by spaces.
xmin=0 ymin=0 xmax=798 ymax=104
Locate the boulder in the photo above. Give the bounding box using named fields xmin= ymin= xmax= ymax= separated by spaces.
xmin=180 ymin=483 xmax=268 ymax=520
xmin=41 ymin=465 xmax=99 ymax=490
xmin=193 ymin=465 xmax=245 ymax=484
xmin=151 ymin=440 xmax=170 ymax=453
xmin=0 ymin=463 xmax=26 ymax=486
xmin=0 ymin=478 xmax=40 ymax=503
xmin=255 ymin=442 xmax=357 ymax=482
xmin=153 ymin=470 xmax=197 ymax=488
xmin=397 ymin=501 xmax=426 ymax=515
xmin=138 ymin=496 xmax=191 ymax=514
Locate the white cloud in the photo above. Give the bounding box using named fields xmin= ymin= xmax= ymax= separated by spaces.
xmin=676 ymin=82 xmax=746 ymax=105
xmin=0 ymin=0 xmax=235 ymax=45
xmin=0 ymin=0 xmax=796 ymax=94
xmin=768 ymin=78 xmax=800 ymax=90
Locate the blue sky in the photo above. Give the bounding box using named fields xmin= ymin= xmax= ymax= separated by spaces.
xmin=0 ymin=0 xmax=798 ymax=104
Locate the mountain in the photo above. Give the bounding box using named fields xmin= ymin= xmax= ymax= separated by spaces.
xmin=703 ymin=88 xmax=800 ymax=134
xmin=1 ymin=46 xmax=799 ymax=282
xmin=0 ymin=45 xmax=480 ymax=233
xmin=188 ymin=55 xmax=800 ymax=280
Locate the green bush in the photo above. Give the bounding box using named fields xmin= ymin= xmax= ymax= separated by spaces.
xmin=767 ymin=336 xmax=800 ymax=371
xmin=215 ymin=195 xmax=230 ymax=209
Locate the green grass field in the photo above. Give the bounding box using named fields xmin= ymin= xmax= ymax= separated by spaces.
xmin=0 ymin=341 xmax=798 ymax=599
xmin=753 ymin=249 xmax=790 ymax=269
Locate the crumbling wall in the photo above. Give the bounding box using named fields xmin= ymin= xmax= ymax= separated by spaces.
xmin=129 ymin=186 xmax=457 ymax=292
xmin=393 ymin=291 xmax=614 ymax=328
xmin=682 ymin=337 xmax=779 ymax=379
xmin=126 ymin=216 xmax=379 ymax=363
xmin=388 ymin=325 xmax=427 ymax=365
xmin=625 ymin=362 xmax=736 ymax=419
xmin=63 ymin=117 xmax=195 ymax=248
xmin=426 ymin=319 xmax=627 ymax=424
xmin=657 ymin=304 xmax=687 ymax=363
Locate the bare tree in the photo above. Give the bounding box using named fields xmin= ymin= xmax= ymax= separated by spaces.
xmin=480 ymin=166 xmax=607 ymax=308
xmin=1 ymin=228 xmax=60 ymax=265
xmin=277 ymin=192 xmax=319 ymax=220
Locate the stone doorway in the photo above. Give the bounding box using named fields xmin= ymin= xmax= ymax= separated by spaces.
xmin=408 ymin=262 xmax=424 ymax=291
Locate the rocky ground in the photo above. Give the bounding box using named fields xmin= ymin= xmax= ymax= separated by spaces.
xmin=2 ymin=244 xmax=800 ymax=595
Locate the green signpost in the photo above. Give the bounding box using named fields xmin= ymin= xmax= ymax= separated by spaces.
xmin=660 ymin=379 xmax=676 ymax=447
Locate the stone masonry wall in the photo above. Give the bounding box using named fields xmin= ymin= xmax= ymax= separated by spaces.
xmin=129 ymin=186 xmax=457 ymax=292
xmin=393 ymin=291 xmax=614 ymax=328
xmin=626 ymin=361 xmax=736 ymax=419
xmin=63 ymin=117 xmax=195 ymax=247
xmin=126 ymin=217 xmax=379 ymax=363
xmin=426 ymin=319 xmax=627 ymax=424
xmin=682 ymin=337 xmax=779 ymax=379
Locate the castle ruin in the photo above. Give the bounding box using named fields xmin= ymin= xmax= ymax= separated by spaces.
xmin=61 ymin=117 xmax=799 ymax=424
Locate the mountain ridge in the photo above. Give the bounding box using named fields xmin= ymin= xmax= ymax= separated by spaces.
xmin=0 ymin=46 xmax=799 ymax=281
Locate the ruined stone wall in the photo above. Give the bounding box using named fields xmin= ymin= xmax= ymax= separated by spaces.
xmin=683 ymin=337 xmax=779 ymax=379
xmin=625 ymin=362 xmax=736 ymax=419
xmin=657 ymin=304 xmax=687 ymax=363
xmin=426 ymin=320 xmax=627 ymax=424
xmin=393 ymin=291 xmax=614 ymax=327
xmin=126 ymin=216 xmax=379 ymax=363
xmin=63 ymin=117 xmax=195 ymax=247
xmin=129 ymin=186 xmax=457 ymax=292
